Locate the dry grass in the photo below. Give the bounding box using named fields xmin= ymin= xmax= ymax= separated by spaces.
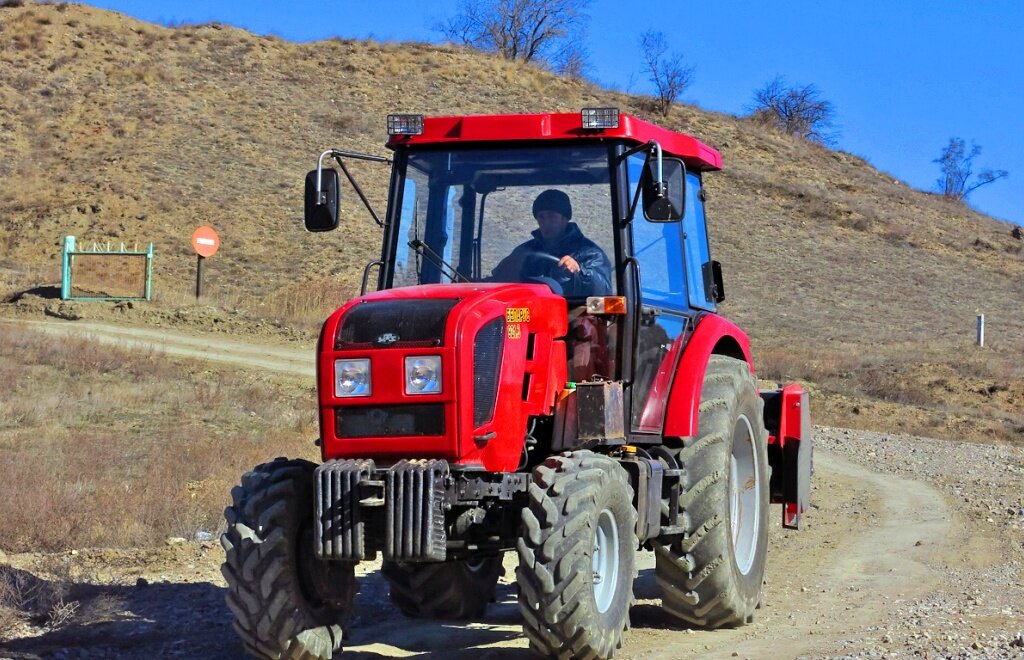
xmin=0 ymin=557 xmax=76 ymax=638
xmin=757 ymin=342 xmax=1024 ymax=445
xmin=0 ymin=323 xmax=317 ymax=553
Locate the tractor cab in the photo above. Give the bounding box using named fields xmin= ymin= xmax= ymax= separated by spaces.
xmin=306 ymin=109 xmax=729 ymax=451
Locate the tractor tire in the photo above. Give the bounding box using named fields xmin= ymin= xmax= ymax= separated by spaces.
xmin=516 ymin=451 xmax=637 ymax=659
xmin=381 ymin=556 xmax=503 ymax=619
xmin=221 ymin=457 xmax=356 ymax=659
xmin=655 ymin=355 xmax=770 ymax=628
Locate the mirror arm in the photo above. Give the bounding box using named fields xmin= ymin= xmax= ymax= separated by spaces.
xmin=650 ymin=141 xmax=665 ymax=197
xmin=315 ymin=149 xmax=391 ymax=228
xmin=624 ymin=161 xmax=645 ymax=226
xmin=334 ymin=157 xmax=385 ymax=227
xmin=315 ymin=149 xmax=333 ymax=205
xmin=619 ymin=140 xmax=664 ymax=225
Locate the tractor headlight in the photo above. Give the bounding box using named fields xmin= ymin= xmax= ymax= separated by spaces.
xmin=405 ymin=356 xmax=441 ymax=395
xmin=581 ymin=107 xmax=619 ymax=129
xmin=387 ymin=114 xmax=424 ymax=135
xmin=335 ymin=359 xmax=371 ymax=397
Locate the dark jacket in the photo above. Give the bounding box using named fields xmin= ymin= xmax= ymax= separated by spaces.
xmin=491 ymin=223 xmax=613 ymax=297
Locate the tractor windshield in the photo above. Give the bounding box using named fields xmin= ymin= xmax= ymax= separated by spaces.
xmin=388 ymin=145 xmax=617 ymax=296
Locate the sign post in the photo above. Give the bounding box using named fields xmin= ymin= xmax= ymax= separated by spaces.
xmin=191 ymin=226 xmax=220 ymax=300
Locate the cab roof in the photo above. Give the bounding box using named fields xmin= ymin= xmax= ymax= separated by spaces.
xmin=386 ymin=112 xmax=722 ymax=172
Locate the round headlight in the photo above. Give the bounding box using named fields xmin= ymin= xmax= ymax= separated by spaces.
xmin=335 ymin=359 xmax=370 ymax=397
xmin=405 ymin=356 xmax=441 ymax=394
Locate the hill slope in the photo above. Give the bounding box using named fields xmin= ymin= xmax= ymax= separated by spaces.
xmin=1 ymin=2 xmax=1021 ymax=443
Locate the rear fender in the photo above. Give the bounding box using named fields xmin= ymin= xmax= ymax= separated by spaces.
xmin=662 ymin=315 xmax=752 ymax=438
xmin=762 ymin=385 xmax=812 ymax=530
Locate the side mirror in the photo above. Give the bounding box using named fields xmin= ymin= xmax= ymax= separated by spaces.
xmin=304 ymin=168 xmax=340 ymax=232
xmin=642 ymin=157 xmax=685 ymax=222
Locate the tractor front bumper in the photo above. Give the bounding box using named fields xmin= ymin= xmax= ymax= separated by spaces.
xmin=314 ymin=458 xmax=448 ymax=562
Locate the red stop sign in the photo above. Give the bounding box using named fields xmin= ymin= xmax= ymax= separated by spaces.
xmin=191 ymin=226 xmax=220 ymax=257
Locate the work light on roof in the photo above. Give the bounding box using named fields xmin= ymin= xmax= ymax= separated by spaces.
xmin=581 ymin=107 xmax=619 ymax=130
xmin=387 ymin=114 xmax=424 ymax=135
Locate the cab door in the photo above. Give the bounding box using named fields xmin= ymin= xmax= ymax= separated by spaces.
xmin=626 ymin=154 xmax=694 ymax=434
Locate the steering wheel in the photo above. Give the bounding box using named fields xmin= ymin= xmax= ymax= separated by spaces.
xmin=523 ymin=251 xmax=560 ymax=264
xmin=517 ymin=251 xmax=568 ymax=295
xmin=523 ymin=274 xmax=565 ymax=296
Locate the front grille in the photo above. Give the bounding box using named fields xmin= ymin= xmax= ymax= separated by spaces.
xmin=473 ymin=317 xmax=505 ymax=427
xmin=336 ymin=404 xmax=445 ymax=438
xmin=336 ymin=299 xmax=459 ymax=349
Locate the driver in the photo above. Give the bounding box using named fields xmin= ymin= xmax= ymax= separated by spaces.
xmin=490 ymin=189 xmax=612 ymax=297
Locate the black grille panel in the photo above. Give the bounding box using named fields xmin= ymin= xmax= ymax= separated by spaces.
xmin=337 ymin=299 xmax=459 ymax=349
xmin=385 ymin=459 xmax=448 ymax=562
xmin=315 ymin=459 xmax=375 ymax=560
xmin=473 ymin=317 xmax=505 ymax=427
xmin=336 ymin=404 xmax=445 ymax=438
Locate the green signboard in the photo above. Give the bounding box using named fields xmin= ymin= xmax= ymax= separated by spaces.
xmin=60 ymin=235 xmax=154 ymax=301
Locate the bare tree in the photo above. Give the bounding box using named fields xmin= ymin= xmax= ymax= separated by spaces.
xmin=439 ymin=0 xmax=591 ymax=74
xmin=933 ymin=138 xmax=1008 ymax=201
xmin=639 ymin=31 xmax=694 ymax=117
xmin=749 ymin=76 xmax=837 ymax=144
xmin=553 ymin=40 xmax=589 ymax=79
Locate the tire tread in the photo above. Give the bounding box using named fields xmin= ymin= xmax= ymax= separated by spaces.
xmin=654 ymin=356 xmax=769 ymax=629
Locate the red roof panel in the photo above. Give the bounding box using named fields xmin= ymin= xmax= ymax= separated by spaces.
xmin=387 ymin=112 xmax=723 ymax=171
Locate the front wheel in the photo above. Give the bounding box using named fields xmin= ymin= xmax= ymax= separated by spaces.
xmin=655 ymin=355 xmax=770 ymax=628
xmin=382 ymin=556 xmax=503 ymax=619
xmin=221 ymin=458 xmax=356 ymax=659
xmin=516 ymin=451 xmax=637 ymax=659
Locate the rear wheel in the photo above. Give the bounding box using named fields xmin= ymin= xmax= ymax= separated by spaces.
xmin=655 ymin=355 xmax=769 ymax=628
xmin=382 ymin=556 xmax=503 ymax=619
xmin=221 ymin=458 xmax=356 ymax=659
xmin=516 ymin=451 xmax=637 ymax=659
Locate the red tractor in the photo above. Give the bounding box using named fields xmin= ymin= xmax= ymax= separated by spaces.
xmin=221 ymin=109 xmax=812 ymax=659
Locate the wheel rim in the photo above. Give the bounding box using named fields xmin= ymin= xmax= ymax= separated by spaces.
xmin=592 ymin=508 xmax=620 ymax=614
xmin=729 ymin=414 xmax=761 ymax=575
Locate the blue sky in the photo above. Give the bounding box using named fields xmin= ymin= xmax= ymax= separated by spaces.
xmin=85 ymin=1 xmax=1023 ymax=226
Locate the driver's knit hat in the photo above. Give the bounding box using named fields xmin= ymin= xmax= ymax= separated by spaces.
xmin=532 ymin=189 xmax=573 ymax=220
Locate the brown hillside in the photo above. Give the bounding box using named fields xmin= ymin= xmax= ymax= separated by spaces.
xmin=1 ymin=2 xmax=1022 ymax=443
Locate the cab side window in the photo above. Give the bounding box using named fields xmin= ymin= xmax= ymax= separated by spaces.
xmin=682 ymin=172 xmax=714 ymax=311
xmin=628 ymin=154 xmax=686 ymax=312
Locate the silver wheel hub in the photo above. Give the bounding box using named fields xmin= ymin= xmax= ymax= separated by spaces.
xmin=730 ymin=414 xmax=762 ymax=575
xmin=592 ymin=508 xmax=619 ymax=613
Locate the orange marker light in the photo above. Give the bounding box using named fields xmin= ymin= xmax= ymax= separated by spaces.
xmin=586 ymin=296 xmax=627 ymax=315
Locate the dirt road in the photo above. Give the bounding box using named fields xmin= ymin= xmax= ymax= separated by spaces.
xmin=2 ymin=319 xmax=1021 ymax=658
xmin=340 ymin=450 xmax=956 ymax=659
xmin=1 ymin=318 xmax=314 ymax=377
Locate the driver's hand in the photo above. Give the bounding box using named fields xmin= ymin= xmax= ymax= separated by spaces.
xmin=557 ymin=255 xmax=581 ymax=274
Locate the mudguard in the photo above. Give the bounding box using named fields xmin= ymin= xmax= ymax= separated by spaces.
xmin=661 ymin=314 xmax=753 ymax=438
xmin=762 ymin=384 xmax=812 ymax=530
